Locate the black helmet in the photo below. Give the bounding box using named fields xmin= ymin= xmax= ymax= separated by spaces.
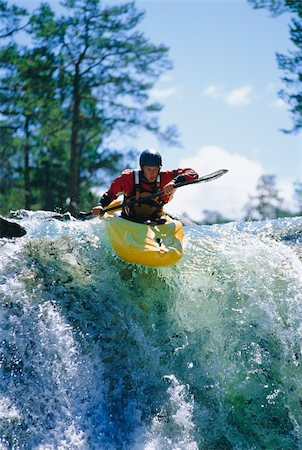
xmin=139 ymin=148 xmax=162 ymax=168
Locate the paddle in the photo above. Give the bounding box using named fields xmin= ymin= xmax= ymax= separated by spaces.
xmin=78 ymin=168 xmax=228 ymax=219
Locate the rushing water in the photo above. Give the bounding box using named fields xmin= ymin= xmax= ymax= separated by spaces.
xmin=1 ymin=211 xmax=302 ymax=449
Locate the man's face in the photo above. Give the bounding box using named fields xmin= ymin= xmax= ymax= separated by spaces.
xmin=142 ymin=166 xmax=160 ymax=183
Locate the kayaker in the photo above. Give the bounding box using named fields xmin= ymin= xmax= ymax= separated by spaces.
xmin=92 ymin=148 xmax=199 ymax=223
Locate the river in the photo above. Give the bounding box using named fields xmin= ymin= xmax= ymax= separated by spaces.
xmin=1 ymin=211 xmax=302 ymax=449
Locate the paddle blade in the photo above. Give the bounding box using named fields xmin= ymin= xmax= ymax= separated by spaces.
xmin=199 ymin=168 xmax=228 ymax=182
xmin=174 ymin=169 xmax=228 ymax=188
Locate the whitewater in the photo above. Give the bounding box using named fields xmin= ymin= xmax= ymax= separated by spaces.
xmin=1 ymin=211 xmax=302 ymax=450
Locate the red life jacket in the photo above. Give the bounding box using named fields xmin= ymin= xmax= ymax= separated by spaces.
xmin=122 ymin=170 xmax=165 ymax=222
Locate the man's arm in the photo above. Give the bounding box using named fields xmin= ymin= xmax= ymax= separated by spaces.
xmin=160 ymin=168 xmax=199 ymax=203
xmin=172 ymin=168 xmax=199 ymax=184
xmin=92 ymin=170 xmax=134 ymax=216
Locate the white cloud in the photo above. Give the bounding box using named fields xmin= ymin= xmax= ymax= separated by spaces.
xmin=167 ymin=146 xmax=264 ymax=221
xmin=203 ymin=84 xmax=253 ymax=107
xmin=150 ymin=74 xmax=179 ymax=100
xmin=272 ymin=98 xmax=286 ymax=109
xmin=225 ymin=85 xmax=253 ymax=106
xmin=150 ymin=86 xmax=178 ymax=100
xmin=203 ymin=85 xmax=222 ymax=99
xmin=279 ymin=179 xmax=296 ymax=211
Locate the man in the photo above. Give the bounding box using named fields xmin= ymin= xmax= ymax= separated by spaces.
xmin=92 ymin=148 xmax=198 ymax=223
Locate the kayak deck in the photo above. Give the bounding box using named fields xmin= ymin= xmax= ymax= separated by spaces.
xmin=104 ymin=215 xmax=184 ymax=267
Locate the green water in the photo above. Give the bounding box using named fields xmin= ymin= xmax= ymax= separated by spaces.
xmin=0 ymin=214 xmax=302 ymax=449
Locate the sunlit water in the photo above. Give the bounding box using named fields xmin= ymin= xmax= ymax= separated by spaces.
xmin=1 ymin=211 xmax=302 ymax=449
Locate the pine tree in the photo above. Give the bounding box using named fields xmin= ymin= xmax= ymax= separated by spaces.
xmin=0 ymin=0 xmax=178 ymax=214
xmin=294 ymin=180 xmax=302 ymax=214
xmin=243 ymin=174 xmax=285 ymax=220
xmin=29 ymin=0 xmax=178 ymax=214
xmin=201 ymin=209 xmax=231 ymax=225
xmin=0 ymin=42 xmax=66 ymax=209
xmin=0 ymin=0 xmax=27 ymax=39
xmin=247 ymin=0 xmax=302 ymax=133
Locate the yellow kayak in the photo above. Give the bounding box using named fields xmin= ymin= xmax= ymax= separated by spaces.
xmin=103 ymin=204 xmax=184 ymax=266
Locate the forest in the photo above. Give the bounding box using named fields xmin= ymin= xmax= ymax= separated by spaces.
xmin=0 ymin=0 xmax=301 ymax=222
xmin=200 ymin=174 xmax=302 ymax=225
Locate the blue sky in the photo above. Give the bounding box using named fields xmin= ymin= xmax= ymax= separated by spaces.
xmin=124 ymin=0 xmax=302 ymax=220
xmin=16 ymin=0 xmax=302 ymax=220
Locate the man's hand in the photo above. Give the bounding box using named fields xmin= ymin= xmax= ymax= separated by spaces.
xmin=92 ymin=205 xmax=105 ymax=216
xmin=162 ymin=181 xmax=176 ymax=196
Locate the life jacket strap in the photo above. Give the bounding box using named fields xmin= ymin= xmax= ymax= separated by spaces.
xmin=134 ymin=169 xmax=140 ymax=201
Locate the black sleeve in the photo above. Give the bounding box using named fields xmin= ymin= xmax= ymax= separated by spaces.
xmin=173 ymin=174 xmax=186 ymax=184
xmin=99 ymin=192 xmax=113 ymax=207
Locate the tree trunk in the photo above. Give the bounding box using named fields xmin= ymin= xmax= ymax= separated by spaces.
xmin=69 ymin=64 xmax=81 ymax=215
xmin=24 ymin=116 xmax=31 ymax=210
xmin=43 ymin=159 xmax=52 ymax=209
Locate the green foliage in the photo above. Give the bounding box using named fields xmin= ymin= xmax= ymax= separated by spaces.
xmin=0 ymin=125 xmax=23 ymax=214
xmin=0 ymin=39 xmax=68 ymax=210
xmin=247 ymin=0 xmax=301 ymax=16
xmin=0 ymin=0 xmax=178 ymax=214
xmin=277 ymin=15 xmax=302 ymax=133
xmin=0 ymin=0 xmax=28 ymax=39
xmin=293 ymin=180 xmax=302 ymax=214
xmin=243 ymin=175 xmax=287 ymax=221
xmin=247 ymin=0 xmax=302 ymax=133
xmin=197 ymin=173 xmax=302 ymax=225
xmin=199 ymin=210 xmax=231 ymax=225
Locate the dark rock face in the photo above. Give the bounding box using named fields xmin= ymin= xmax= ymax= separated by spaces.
xmin=0 ymin=216 xmax=26 ymax=238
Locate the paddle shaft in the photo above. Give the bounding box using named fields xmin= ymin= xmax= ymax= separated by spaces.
xmin=79 ymin=168 xmax=228 ymax=218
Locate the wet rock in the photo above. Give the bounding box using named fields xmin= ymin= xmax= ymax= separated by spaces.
xmin=0 ymin=216 xmax=26 ymax=238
